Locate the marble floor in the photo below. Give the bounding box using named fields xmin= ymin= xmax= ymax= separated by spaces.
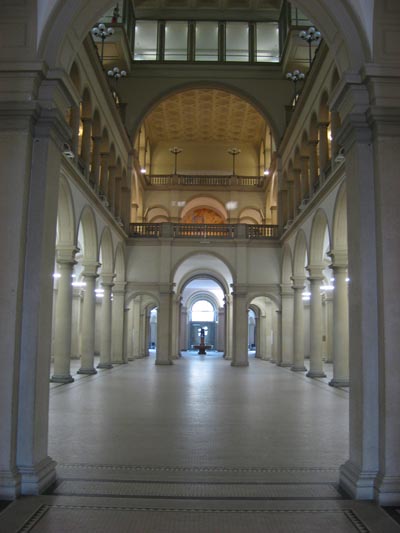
xmin=1 ymin=353 xmax=399 ymax=532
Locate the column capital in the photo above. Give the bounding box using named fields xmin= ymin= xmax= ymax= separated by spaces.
xmin=329 ymin=249 xmax=348 ymax=268
xmin=113 ymin=281 xmax=127 ymax=293
xmin=291 ymin=277 xmax=305 ymax=289
xmin=56 ymin=245 xmax=79 ymax=265
xmin=306 ymin=265 xmax=325 ymax=279
xmin=82 ymin=262 xmax=100 ymax=278
xmin=100 ymin=272 xmax=115 ymax=286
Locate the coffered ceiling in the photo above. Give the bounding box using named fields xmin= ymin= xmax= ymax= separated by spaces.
xmin=132 ymin=0 xmax=283 ymax=20
xmin=143 ymin=88 xmax=267 ymax=145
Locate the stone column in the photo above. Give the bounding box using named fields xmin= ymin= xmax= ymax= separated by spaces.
xmin=132 ymin=296 xmax=141 ymax=359
xmin=324 ymin=292 xmax=334 ymax=363
xmin=330 ymin=111 xmax=341 ymax=161
xmin=111 ymin=282 xmax=126 ymax=364
xmin=259 ymin=314 xmax=267 ymax=360
xmin=78 ymin=265 xmax=99 ymax=375
xmin=114 ymin=177 xmax=122 ymax=219
xmin=274 ymin=309 xmax=282 ymax=366
xmin=156 ymin=286 xmax=173 ymax=365
xmin=180 ymin=306 xmax=188 ymax=351
xmin=170 ymin=297 xmax=181 ymax=359
xmin=280 ymin=284 xmax=294 ymax=367
xmin=224 ymin=294 xmax=233 ymax=360
xmin=254 ymin=315 xmax=261 ymax=358
xmin=306 ymin=271 xmax=327 ymax=378
xmin=97 ymin=276 xmax=114 ymax=369
xmin=287 ymin=182 xmax=294 ymax=222
xmin=265 ymin=302 xmax=273 ymax=362
xmin=99 ymin=152 xmax=109 ymax=196
xmin=90 ymin=136 xmax=102 ymax=189
xmin=70 ymin=287 xmax=82 ymax=358
xmin=51 ymin=249 xmax=77 ymax=383
xmin=70 ymin=106 xmax=80 ymax=156
xmin=308 ymin=140 xmax=319 ymax=193
xmin=139 ymin=309 xmax=147 ymax=358
xmin=300 ymin=156 xmax=310 ymax=202
xmin=291 ymin=279 xmax=306 ymax=372
xmin=318 ymin=122 xmax=330 ymax=180
xmin=217 ymin=307 xmax=225 ymax=352
xmin=231 ymin=288 xmax=249 ymax=367
xmin=292 ymin=168 xmax=301 ymax=214
xmin=126 ymin=304 xmax=134 ymax=361
xmin=80 ymin=117 xmax=92 ymax=178
xmin=107 ymin=166 xmax=116 ymax=211
xmin=329 ymin=263 xmax=349 ymax=387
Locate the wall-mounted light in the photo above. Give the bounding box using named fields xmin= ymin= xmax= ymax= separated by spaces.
xmin=264 ymin=169 xmax=270 ymax=176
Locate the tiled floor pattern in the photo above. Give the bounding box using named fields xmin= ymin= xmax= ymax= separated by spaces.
xmin=1 ymin=353 xmax=400 ymax=532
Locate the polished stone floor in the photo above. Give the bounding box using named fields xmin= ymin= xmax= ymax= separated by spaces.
xmin=1 ymin=352 xmax=399 ymax=532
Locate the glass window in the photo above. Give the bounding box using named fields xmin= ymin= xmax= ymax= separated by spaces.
xmin=226 ymin=22 xmax=249 ymax=62
xmin=134 ymin=21 xmax=158 ymax=60
xmin=256 ymin=22 xmax=280 ymax=63
xmin=195 ymin=21 xmax=218 ymax=61
xmin=192 ymin=300 xmax=214 ymax=322
xmin=165 ymin=21 xmax=188 ymax=61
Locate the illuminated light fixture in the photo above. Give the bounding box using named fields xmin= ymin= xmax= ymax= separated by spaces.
xmin=72 ymin=281 xmax=86 ymax=288
xmin=264 ymin=169 xmax=270 ymax=176
xmin=320 ymin=285 xmax=335 ymax=291
xmin=140 ymin=168 xmax=146 ymax=174
xmin=302 ymin=295 xmax=311 ymax=301
xmin=227 ymin=147 xmax=241 ymax=176
xmin=95 ymin=288 xmax=105 ymax=298
xmin=346 ymin=277 xmax=350 ymax=282
xmin=299 ymin=26 xmax=321 ymax=67
xmin=107 ymin=66 xmax=127 ymax=83
xmin=91 ymin=23 xmax=114 ymax=64
xmin=169 ymin=146 xmax=183 ymax=175
xmin=225 ymin=201 xmax=238 ymax=211
xmin=53 ymin=273 xmax=61 ymax=279
xmin=286 ymin=70 xmax=305 ymax=105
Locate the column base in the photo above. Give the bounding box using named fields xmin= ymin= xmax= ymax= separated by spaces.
xmin=50 ymin=374 xmax=74 ymax=384
xmin=77 ymin=368 xmax=97 ymax=375
xmin=278 ymin=362 xmax=293 ymax=368
xmin=155 ymin=360 xmax=173 ymax=366
xmin=374 ymin=472 xmax=400 ymax=506
xmin=339 ymin=460 xmax=377 ymax=500
xmin=329 ymin=378 xmax=349 ymax=387
xmin=306 ymin=370 xmax=327 ymax=378
xmin=97 ymin=363 xmax=113 ymax=369
xmin=269 ymin=359 xmax=276 ymax=364
xmin=0 ymin=467 xmax=21 ymax=499
xmin=231 ymin=361 xmax=249 ymax=367
xmin=111 ymin=360 xmax=126 ymax=365
xmin=18 ymin=456 xmax=57 ymax=496
xmin=291 ymin=365 xmax=307 ymax=372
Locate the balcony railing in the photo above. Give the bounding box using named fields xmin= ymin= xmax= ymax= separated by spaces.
xmin=144 ymin=174 xmax=266 ymax=189
xmin=129 ymin=223 xmax=280 ymax=240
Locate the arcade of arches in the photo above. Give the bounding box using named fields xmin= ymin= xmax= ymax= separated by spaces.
xmin=1 ymin=0 xmax=400 ymax=528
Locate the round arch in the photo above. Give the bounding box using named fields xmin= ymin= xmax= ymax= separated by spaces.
xmin=309 ymin=208 xmax=331 ymax=267
xmin=176 ymin=270 xmax=231 ymax=299
xmin=281 ymin=244 xmax=293 ymax=285
xmin=57 ymin=175 xmax=76 ymax=248
xmin=114 ymin=242 xmax=126 ymax=282
xmin=98 ymin=226 xmax=114 ymax=275
xmin=292 ymin=230 xmax=308 ymax=280
xmin=332 ymin=181 xmax=348 ymax=254
xmin=180 ymin=196 xmax=228 ymax=223
xmin=77 ymin=205 xmax=98 ymax=262
xmin=172 ymin=251 xmax=235 ymax=292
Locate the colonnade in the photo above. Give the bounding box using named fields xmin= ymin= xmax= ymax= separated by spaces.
xmin=51 ymin=253 xmax=127 ymax=383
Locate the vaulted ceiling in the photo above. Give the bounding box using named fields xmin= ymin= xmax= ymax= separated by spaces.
xmin=143 ymin=88 xmax=267 ymax=146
